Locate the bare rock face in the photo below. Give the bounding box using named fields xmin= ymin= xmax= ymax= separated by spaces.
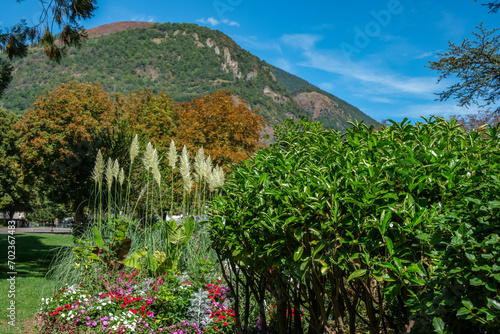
xmin=206 ymin=38 xmax=220 ymax=54
xmin=263 ymin=86 xmax=289 ymax=104
xmin=221 ymin=47 xmax=242 ymax=79
xmin=294 ymin=91 xmax=354 ymax=122
xmin=246 ymin=70 xmax=258 ymax=80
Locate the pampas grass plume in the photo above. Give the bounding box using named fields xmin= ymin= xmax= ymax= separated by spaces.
xmin=130 ymin=134 xmax=140 ymax=164
xmin=168 ymin=139 xmax=177 ymax=170
xmin=92 ymin=149 xmax=105 ymax=185
xmin=105 ymin=157 xmax=114 ymax=191
xmin=143 ymin=142 xmax=154 ymax=171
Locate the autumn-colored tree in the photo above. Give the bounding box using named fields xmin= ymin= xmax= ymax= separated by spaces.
xmin=116 ymin=88 xmax=176 ymax=153
xmin=0 ymin=108 xmax=30 ymax=218
xmin=174 ymin=90 xmax=265 ymax=166
xmin=452 ymin=109 xmax=500 ymax=132
xmin=16 ymin=81 xmax=123 ymax=222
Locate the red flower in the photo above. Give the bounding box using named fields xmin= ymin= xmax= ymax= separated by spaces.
xmin=223 ymin=322 xmax=228 ymax=327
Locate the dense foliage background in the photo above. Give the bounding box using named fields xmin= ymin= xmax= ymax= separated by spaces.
xmin=209 ymin=117 xmax=500 ymax=334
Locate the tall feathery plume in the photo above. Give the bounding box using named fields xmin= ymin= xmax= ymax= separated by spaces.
xmin=168 ymin=140 xmax=177 ymax=170
xmin=208 ymin=166 xmax=217 ymax=192
xmin=152 ymin=148 xmax=161 ymax=187
xmin=92 ymin=149 xmax=105 ymax=186
xmin=215 ymin=164 xmax=225 ymax=188
xmin=130 ymin=134 xmax=140 ymax=164
xmin=113 ymin=159 xmax=120 ymax=179
xmin=105 ymin=157 xmax=114 ymax=192
xmin=126 ymin=135 xmax=140 ymax=218
xmin=180 ymin=145 xmax=191 ymax=180
xmin=185 ymin=176 xmax=194 ymax=193
xmin=180 ymin=145 xmax=192 ymax=213
xmin=118 ymin=168 xmax=125 ymax=187
xmin=167 ymin=139 xmax=177 ymax=215
xmin=203 ymin=155 xmax=212 ymax=181
xmin=92 ymin=149 xmax=105 ymax=229
xmin=105 ymin=157 xmax=114 ymax=219
xmin=194 ymin=146 xmax=205 ymax=184
xmin=143 ymin=142 xmax=154 ymax=171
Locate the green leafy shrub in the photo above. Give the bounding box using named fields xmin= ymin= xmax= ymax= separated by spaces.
xmin=209 ymin=117 xmax=500 ymax=333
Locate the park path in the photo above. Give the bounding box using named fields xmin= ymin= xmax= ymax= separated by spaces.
xmin=0 ymin=227 xmax=71 ymax=234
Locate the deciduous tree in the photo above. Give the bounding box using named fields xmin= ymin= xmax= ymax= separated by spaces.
xmin=117 ymin=88 xmax=176 ymax=154
xmin=0 ymin=107 xmax=29 ymax=218
xmin=16 ymin=81 xmax=122 ymax=222
xmin=452 ymin=109 xmax=500 ymax=132
xmin=174 ymin=90 xmax=265 ymax=166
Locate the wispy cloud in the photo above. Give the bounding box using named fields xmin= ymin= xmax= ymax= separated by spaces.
xmin=280 ymin=33 xmax=440 ymax=97
xmin=274 ymin=58 xmax=294 ymax=73
xmin=400 ymin=102 xmax=470 ymax=119
xmin=281 ymin=34 xmax=322 ymax=50
xmin=197 ymin=17 xmax=240 ymax=27
xmin=415 ymin=51 xmax=433 ymax=59
xmin=233 ymin=35 xmax=281 ymax=52
xmin=131 ymin=15 xmax=156 ymax=22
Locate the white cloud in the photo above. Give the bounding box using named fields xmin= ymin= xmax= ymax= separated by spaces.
xmin=397 ymin=102 xmax=470 ymax=120
xmin=197 ymin=17 xmax=240 ymax=27
xmin=281 ymin=34 xmax=322 ymax=50
xmin=274 ymin=58 xmax=294 ymax=73
xmin=234 ymin=35 xmax=281 ymax=52
xmin=318 ymin=82 xmax=335 ymax=92
xmin=131 ymin=15 xmax=156 ymax=22
xmin=279 ymin=35 xmax=441 ymax=98
xmin=301 ymin=49 xmax=439 ymax=96
xmin=415 ymin=51 xmax=433 ymax=59
xmin=368 ymin=96 xmax=394 ymax=104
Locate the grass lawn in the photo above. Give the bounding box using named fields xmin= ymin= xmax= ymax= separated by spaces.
xmin=0 ymin=233 xmax=72 ymax=334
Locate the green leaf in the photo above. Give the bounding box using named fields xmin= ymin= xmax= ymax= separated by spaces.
xmin=462 ymin=299 xmax=473 ymax=310
xmin=122 ymin=249 xmax=147 ymax=269
xmin=432 ymin=317 xmax=446 ymax=334
xmin=347 ymin=269 xmax=367 ymax=282
xmin=380 ymin=210 xmax=392 ymax=236
xmin=93 ymin=226 xmax=106 ymax=250
xmin=386 ymin=236 xmax=394 ymax=256
xmin=312 ymin=243 xmax=325 ymax=257
xmin=294 ymin=246 xmax=304 ymax=262
xmin=488 ymin=200 xmax=500 ymax=209
xmin=470 ymin=277 xmax=484 ymax=286
xmin=456 ymin=307 xmax=470 ymax=317
xmin=487 ymin=298 xmax=500 ymax=310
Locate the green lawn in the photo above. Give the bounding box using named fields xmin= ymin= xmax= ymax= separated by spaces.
xmin=0 ymin=233 xmax=72 ymax=334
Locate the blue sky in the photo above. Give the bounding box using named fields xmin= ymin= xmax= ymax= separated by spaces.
xmin=3 ymin=0 xmax=498 ymax=123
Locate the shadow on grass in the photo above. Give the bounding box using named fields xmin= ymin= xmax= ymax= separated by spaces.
xmin=0 ymin=234 xmax=72 ymax=279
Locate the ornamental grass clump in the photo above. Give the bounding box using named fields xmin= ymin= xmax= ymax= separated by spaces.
xmin=42 ymin=134 xmax=231 ymax=333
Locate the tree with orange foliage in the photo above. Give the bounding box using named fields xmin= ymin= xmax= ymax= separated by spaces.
xmin=116 ymin=88 xmax=176 ymax=154
xmin=452 ymin=109 xmax=500 ymax=132
xmin=174 ymin=90 xmax=265 ymax=166
xmin=16 ymin=81 xmax=123 ymax=222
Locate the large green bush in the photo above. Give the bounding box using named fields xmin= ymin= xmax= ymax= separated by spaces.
xmin=209 ymin=117 xmax=500 ymax=334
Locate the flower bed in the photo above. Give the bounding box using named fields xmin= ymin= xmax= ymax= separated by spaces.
xmin=36 ymin=270 xmax=237 ymax=334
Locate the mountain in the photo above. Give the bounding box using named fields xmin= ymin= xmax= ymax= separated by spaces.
xmin=1 ymin=21 xmax=378 ymax=131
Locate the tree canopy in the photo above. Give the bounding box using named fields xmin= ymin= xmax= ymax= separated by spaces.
xmin=174 ymin=90 xmax=265 ymax=166
xmin=430 ymin=2 xmax=500 ymax=113
xmin=0 ymin=0 xmax=97 ymax=97
xmin=0 ymin=107 xmax=29 ymax=217
xmin=16 ymin=81 xmax=121 ymax=222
